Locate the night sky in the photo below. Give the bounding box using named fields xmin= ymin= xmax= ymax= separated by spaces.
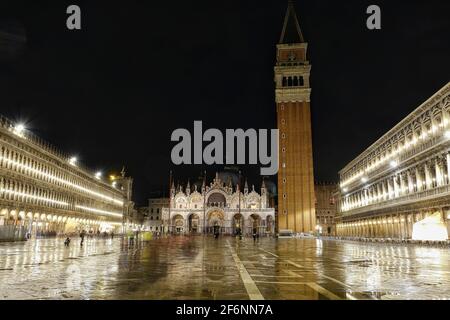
xmin=0 ymin=0 xmax=449 ymax=205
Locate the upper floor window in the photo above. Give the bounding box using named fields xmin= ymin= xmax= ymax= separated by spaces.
xmin=282 ymin=76 xmax=304 ymax=88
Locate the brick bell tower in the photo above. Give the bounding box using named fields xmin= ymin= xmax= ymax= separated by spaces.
xmin=275 ymin=0 xmax=316 ymax=234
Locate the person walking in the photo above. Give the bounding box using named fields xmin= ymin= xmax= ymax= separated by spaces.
xmin=236 ymin=227 xmax=242 ymax=240
xmin=80 ymin=230 xmax=86 ymax=246
xmin=64 ymin=237 xmax=71 ymax=247
xmin=213 ymin=225 xmax=220 ymax=239
xmin=252 ymin=227 xmax=258 ymax=243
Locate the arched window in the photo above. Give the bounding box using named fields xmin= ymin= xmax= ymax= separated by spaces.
xmin=287 ymin=77 xmax=293 ymax=86
xmin=293 ymin=76 xmax=299 ymax=86
xmin=282 ymin=77 xmax=287 ymax=87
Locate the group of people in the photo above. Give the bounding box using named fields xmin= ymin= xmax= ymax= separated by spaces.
xmin=63 ymin=229 xmax=115 ymax=247
xmin=232 ymin=227 xmax=260 ymax=242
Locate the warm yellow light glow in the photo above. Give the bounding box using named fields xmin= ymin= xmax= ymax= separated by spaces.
xmin=75 ymin=205 xmax=123 ymax=218
xmin=12 ymin=123 xmax=26 ymax=137
xmin=0 ymin=156 xmax=123 ymax=206
xmin=412 ymin=212 xmax=448 ymax=241
xmin=0 ymin=187 xmax=68 ymax=206
xmin=69 ymin=156 xmax=78 ymax=166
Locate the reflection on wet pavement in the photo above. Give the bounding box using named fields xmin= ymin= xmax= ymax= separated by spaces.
xmin=0 ymin=236 xmax=449 ymax=300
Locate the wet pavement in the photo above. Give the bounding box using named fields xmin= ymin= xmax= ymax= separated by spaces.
xmin=0 ymin=235 xmax=449 ymax=300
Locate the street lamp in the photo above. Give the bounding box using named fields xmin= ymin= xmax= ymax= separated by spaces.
xmin=95 ymin=171 xmax=102 ymax=179
xmin=13 ymin=123 xmax=26 ymax=137
xmin=69 ymin=156 xmax=77 ymax=166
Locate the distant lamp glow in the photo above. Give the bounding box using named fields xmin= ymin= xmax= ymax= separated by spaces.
xmin=390 ymin=160 xmax=398 ymax=168
xmin=412 ymin=212 xmax=448 ymax=241
xmin=95 ymin=171 xmax=102 ymax=179
xmin=69 ymin=157 xmax=77 ymax=166
xmin=342 ymin=187 xmax=348 ymax=192
xmin=13 ymin=123 xmax=26 ymax=136
xmin=361 ymin=177 xmax=368 ymax=183
xmin=110 ymin=175 xmax=116 ymax=181
xmin=112 ymin=181 xmax=117 ymax=188
xmin=16 ymin=123 xmax=25 ymax=133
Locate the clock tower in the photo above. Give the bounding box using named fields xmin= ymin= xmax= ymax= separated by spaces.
xmin=275 ymin=0 xmax=316 ymax=234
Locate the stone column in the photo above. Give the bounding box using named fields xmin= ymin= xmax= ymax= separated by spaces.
xmin=376 ymin=183 xmax=382 ymax=202
xmin=407 ymin=170 xmax=414 ymax=194
xmin=387 ymin=178 xmax=393 ymax=199
xmin=416 ymin=166 xmax=423 ymax=191
xmin=435 ymin=158 xmax=443 ymax=186
xmin=446 ymin=153 xmax=450 ymax=185
xmin=400 ymin=173 xmax=407 ymax=195
xmin=424 ymin=162 xmax=432 ymax=189
xmin=393 ymin=175 xmax=400 ymax=198
xmin=382 ymin=180 xmax=387 ymax=201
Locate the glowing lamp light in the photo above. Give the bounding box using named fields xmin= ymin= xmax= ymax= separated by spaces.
xmin=16 ymin=123 xmax=25 ymax=133
xmin=69 ymin=156 xmax=78 ymax=166
xmin=13 ymin=123 xmax=26 ymax=137
xmin=361 ymin=177 xmax=368 ymax=183
xmin=95 ymin=171 xmax=102 ymax=179
xmin=390 ymin=160 xmax=398 ymax=168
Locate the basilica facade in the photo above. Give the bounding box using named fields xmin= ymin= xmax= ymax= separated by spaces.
xmin=162 ymin=173 xmax=275 ymax=236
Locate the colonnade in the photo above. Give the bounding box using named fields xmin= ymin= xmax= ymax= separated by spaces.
xmin=336 ymin=210 xmax=450 ymax=239
xmin=341 ymin=152 xmax=450 ymax=212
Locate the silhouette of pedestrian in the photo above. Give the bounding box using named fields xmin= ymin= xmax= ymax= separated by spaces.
xmin=214 ymin=225 xmax=220 ymax=239
xmin=80 ymin=230 xmax=85 ymax=246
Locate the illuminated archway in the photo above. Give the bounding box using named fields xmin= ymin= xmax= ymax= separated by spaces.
xmin=412 ymin=212 xmax=448 ymax=241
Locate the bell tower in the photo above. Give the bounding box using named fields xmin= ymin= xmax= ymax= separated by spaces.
xmin=275 ymin=0 xmax=316 ymax=233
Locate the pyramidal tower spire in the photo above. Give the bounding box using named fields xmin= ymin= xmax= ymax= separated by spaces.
xmin=275 ymin=0 xmax=316 ymax=234
xmin=279 ymin=0 xmax=304 ymax=44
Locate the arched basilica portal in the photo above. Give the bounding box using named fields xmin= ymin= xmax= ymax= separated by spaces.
xmin=162 ymin=174 xmax=275 ymax=236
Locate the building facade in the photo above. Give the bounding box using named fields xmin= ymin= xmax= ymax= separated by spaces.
xmin=336 ymin=83 xmax=450 ymax=240
xmin=315 ymin=182 xmax=338 ymax=236
xmin=144 ymin=197 xmax=169 ymax=232
xmin=276 ymin=1 xmax=316 ymax=234
xmin=0 ymin=115 xmax=134 ymax=241
xmin=162 ymin=173 xmax=275 ymax=235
